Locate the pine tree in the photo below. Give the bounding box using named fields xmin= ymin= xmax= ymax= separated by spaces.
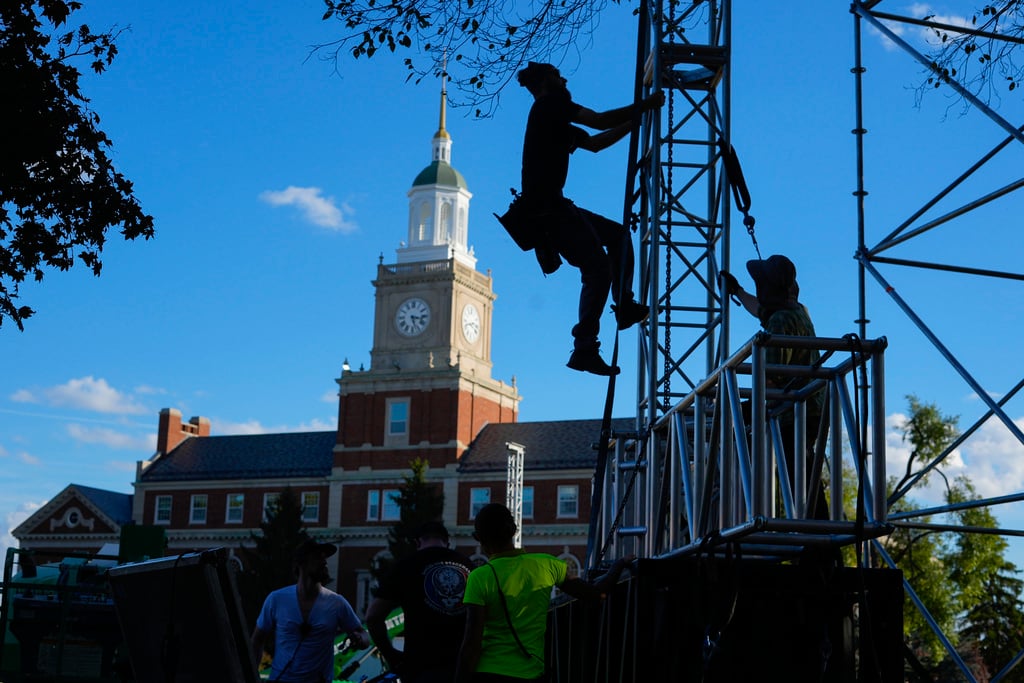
xmin=947 ymin=479 xmax=1024 ymax=681
xmin=371 ymin=458 xmax=445 ymax=584
xmin=237 ymin=487 xmax=311 ymax=626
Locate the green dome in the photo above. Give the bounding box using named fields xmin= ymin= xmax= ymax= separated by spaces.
xmin=412 ymin=160 xmax=468 ymax=190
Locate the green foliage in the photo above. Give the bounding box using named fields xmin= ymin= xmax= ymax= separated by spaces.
xmin=890 ymin=395 xmax=959 ymax=495
xmin=370 ymin=458 xmax=445 ymax=583
xmin=863 ymin=396 xmax=1024 ymax=679
xmin=1 ymin=0 xmax=154 ymax=330
xmin=236 ymin=488 xmax=312 ymax=626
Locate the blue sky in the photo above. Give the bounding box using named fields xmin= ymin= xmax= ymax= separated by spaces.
xmin=2 ymin=2 xmax=1023 ymax=567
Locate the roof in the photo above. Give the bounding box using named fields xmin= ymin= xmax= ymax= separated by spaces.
xmin=71 ymin=484 xmax=134 ymax=524
xmin=412 ymin=160 xmax=468 ymax=190
xmin=141 ymin=431 xmax=336 ymax=482
xmin=459 ymin=418 xmax=637 ymax=473
xmin=12 ymin=483 xmax=133 ymax=539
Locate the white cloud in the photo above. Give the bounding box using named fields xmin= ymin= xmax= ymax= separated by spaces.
xmin=213 ymin=416 xmax=336 ymax=436
xmin=299 ymin=418 xmax=336 ymax=431
xmin=321 ymin=390 xmax=338 ymax=404
xmin=870 ymin=5 xmax=973 ymax=52
xmin=214 ymin=418 xmax=273 ymax=436
xmin=13 ymin=377 xmax=148 ymax=415
xmin=882 ymin=410 xmax=1024 ymax=506
xmin=18 ymin=452 xmax=41 ymax=466
xmin=1 ymin=501 xmax=44 ymax=563
xmin=948 ymin=416 xmax=1024 ymax=499
xmin=67 ymin=424 xmax=155 ymax=451
xmin=10 ymin=389 xmax=36 ymax=403
xmin=259 ymin=186 xmax=357 ymax=233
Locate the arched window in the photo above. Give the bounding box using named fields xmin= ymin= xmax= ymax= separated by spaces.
xmin=417 ymin=204 xmax=432 ymax=242
xmin=440 ymin=202 xmax=452 ymax=242
xmin=559 ymin=552 xmax=582 ymax=580
xmin=457 ymin=207 xmax=468 ymax=247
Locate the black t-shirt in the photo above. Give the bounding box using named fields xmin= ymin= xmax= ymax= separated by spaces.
xmin=521 ymin=89 xmax=588 ymax=198
xmin=375 ymin=546 xmax=472 ymax=673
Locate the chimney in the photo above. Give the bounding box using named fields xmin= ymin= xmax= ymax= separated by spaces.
xmin=156 ymin=408 xmax=210 ymax=454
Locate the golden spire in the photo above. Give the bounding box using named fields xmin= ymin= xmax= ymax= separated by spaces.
xmin=435 ymin=54 xmax=450 ymax=140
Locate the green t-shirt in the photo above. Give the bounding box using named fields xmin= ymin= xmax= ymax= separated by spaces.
xmin=462 ymin=551 xmax=567 ymax=679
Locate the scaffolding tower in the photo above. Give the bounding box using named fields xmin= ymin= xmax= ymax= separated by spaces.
xmin=568 ymin=2 xmax=1024 ymax=681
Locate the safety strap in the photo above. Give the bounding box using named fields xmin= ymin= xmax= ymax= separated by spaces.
xmin=485 ymin=562 xmax=539 ymax=662
xmin=718 ymin=140 xmax=762 ymax=260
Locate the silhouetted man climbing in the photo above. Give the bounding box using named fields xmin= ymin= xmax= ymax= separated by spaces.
xmin=516 ymin=62 xmax=664 ymax=376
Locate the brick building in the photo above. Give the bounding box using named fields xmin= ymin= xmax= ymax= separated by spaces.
xmin=13 ymin=97 xmax=617 ymax=614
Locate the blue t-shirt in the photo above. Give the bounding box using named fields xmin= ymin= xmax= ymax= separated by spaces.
xmin=256 ymin=584 xmax=362 ymax=683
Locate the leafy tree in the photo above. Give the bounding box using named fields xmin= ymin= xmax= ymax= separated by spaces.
xmin=884 ymin=493 xmax=954 ymax=668
xmin=237 ymin=488 xmax=312 ymax=626
xmin=890 ymin=395 xmax=959 ymax=497
xmin=866 ymin=396 xmax=1024 ymax=679
xmin=1 ymin=0 xmax=154 ymax=330
xmin=316 ymin=0 xmax=625 ymax=115
xmin=946 ymin=478 xmax=1024 ymax=681
xmin=370 ymin=458 xmax=445 ymax=583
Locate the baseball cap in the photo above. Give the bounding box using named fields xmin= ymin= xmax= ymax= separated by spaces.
xmin=294 ymin=538 xmax=337 ymax=560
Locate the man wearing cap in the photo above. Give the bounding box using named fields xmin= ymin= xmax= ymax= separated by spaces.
xmin=251 ymin=539 xmax=369 ymax=683
xmin=721 ymin=255 xmax=827 ymax=517
xmin=365 ymin=521 xmax=472 ymax=683
xmin=514 ymin=61 xmax=664 ymax=377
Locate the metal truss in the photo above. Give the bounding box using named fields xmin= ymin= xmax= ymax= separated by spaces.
xmin=629 ymin=0 xmax=732 ymax=427
xmin=595 ymin=333 xmax=891 ymax=563
xmin=847 ymin=3 xmax=1024 ymax=680
xmin=593 ymin=1 xmax=1024 ymax=679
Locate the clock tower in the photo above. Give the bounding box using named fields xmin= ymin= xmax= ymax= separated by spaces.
xmin=335 ymin=85 xmax=520 ymax=470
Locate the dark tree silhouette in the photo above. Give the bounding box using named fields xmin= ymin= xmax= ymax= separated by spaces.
xmin=370 ymin=458 xmax=445 ymax=584
xmin=315 ymin=0 xmax=624 ymax=115
xmin=237 ymin=488 xmax=312 ymax=626
xmin=903 ymin=2 xmax=1024 ymax=111
xmin=1 ymin=0 xmax=154 ymax=330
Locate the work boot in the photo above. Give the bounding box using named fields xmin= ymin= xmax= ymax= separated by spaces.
xmin=612 ymin=300 xmax=649 ymax=330
xmin=567 ymin=348 xmax=620 ymax=376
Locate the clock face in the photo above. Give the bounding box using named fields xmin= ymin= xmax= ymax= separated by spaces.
xmin=461 ymin=303 xmax=481 ymax=343
xmin=395 ymin=297 xmax=431 ymax=337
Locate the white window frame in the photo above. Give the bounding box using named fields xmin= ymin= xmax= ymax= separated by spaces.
xmin=225 ymin=493 xmax=244 ymax=524
xmin=367 ymin=490 xmax=381 ymax=521
xmin=470 ymin=487 xmax=491 ymax=519
xmin=557 ymin=485 xmax=579 ymax=519
xmin=522 ymin=486 xmax=535 ymax=519
xmin=263 ymin=493 xmax=280 ymax=522
xmin=381 ymin=489 xmax=401 ymax=521
xmin=387 ymin=398 xmax=409 ymax=435
xmin=154 ymin=495 xmax=172 ymax=525
xmin=301 ymin=491 xmax=320 ymax=523
xmin=384 ymin=397 xmax=410 ymax=447
xmin=189 ymin=494 xmax=208 ymax=525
